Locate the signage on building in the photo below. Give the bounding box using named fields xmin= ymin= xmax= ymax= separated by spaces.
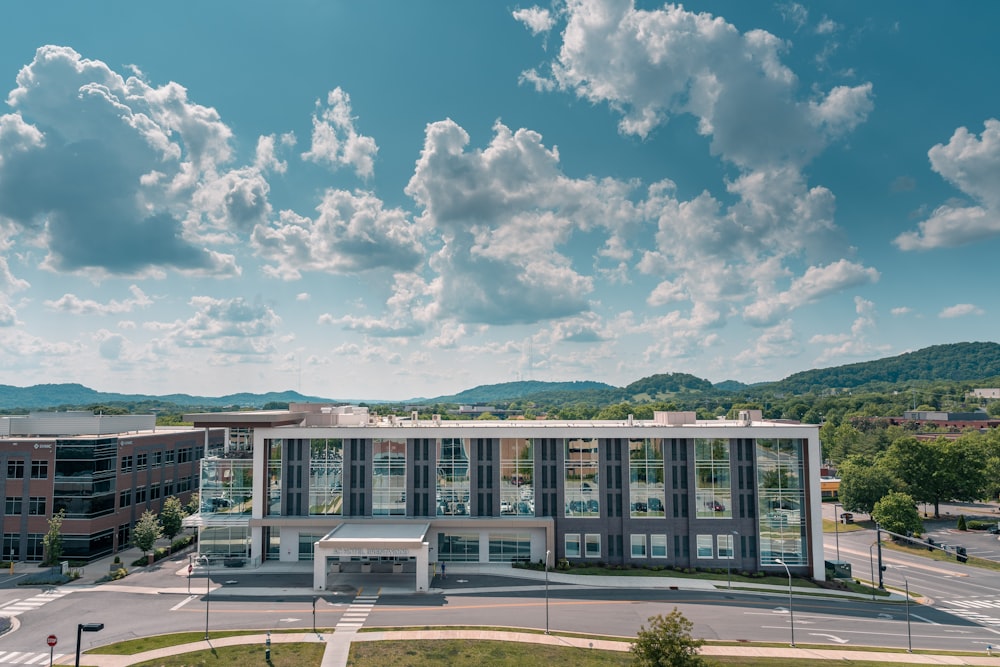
xmin=327 ymin=547 xmax=411 ymax=557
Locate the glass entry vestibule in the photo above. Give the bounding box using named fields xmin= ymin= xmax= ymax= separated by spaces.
xmin=312 ymin=522 xmax=431 ymax=592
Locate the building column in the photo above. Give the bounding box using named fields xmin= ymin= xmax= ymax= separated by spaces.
xmin=416 ymin=541 xmax=429 ymax=592
xmin=314 ymin=549 xmax=326 ymax=590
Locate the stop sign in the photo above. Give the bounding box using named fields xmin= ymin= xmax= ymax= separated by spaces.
xmin=46 ymin=634 xmax=57 ymax=647
xmin=188 ymin=563 xmax=193 ymax=574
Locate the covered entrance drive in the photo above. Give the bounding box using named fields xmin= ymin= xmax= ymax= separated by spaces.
xmin=313 ymin=522 xmax=431 ymax=592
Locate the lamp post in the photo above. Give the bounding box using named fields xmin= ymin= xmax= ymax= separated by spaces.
xmin=727 ymin=530 xmax=739 ymax=590
xmin=833 ymin=502 xmax=843 ymax=560
xmin=904 ymin=576 xmax=912 ymax=653
xmin=75 ymin=622 xmax=104 ymax=667
xmin=201 ymin=555 xmax=211 ymax=640
xmin=868 ymin=542 xmax=877 ymax=601
xmin=774 ymin=559 xmax=794 ymax=647
xmin=544 ymin=549 xmax=551 ymax=634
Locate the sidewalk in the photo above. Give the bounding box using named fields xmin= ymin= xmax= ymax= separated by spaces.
xmin=79 ymin=629 xmax=1000 ymax=666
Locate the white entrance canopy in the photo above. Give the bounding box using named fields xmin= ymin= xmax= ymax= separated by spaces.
xmin=313 ymin=522 xmax=431 ymax=592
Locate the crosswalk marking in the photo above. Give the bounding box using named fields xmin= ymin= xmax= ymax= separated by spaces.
xmin=0 ymin=652 xmax=68 ymax=665
xmin=335 ymin=594 xmax=379 ymax=631
xmin=0 ymin=590 xmax=71 ymax=617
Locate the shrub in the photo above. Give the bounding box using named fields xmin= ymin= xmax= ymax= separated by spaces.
xmin=957 ymin=514 xmax=968 ymax=531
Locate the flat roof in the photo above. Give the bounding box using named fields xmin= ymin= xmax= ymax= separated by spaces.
xmin=323 ymin=522 xmax=431 ymax=543
xmin=185 ymin=411 xmax=308 ymax=428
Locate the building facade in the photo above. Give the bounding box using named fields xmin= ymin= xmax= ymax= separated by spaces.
xmin=0 ymin=412 xmax=221 ymax=562
xmin=186 ymin=406 xmax=823 ymax=589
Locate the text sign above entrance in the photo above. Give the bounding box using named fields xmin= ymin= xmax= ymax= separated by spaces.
xmin=326 ymin=547 xmax=411 ymax=557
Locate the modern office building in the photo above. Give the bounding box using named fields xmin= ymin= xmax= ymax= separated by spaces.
xmin=0 ymin=412 xmax=221 ymax=562
xmin=185 ymin=406 xmax=823 ymax=591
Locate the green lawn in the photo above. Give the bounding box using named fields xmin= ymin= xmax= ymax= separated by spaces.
xmin=117 ymin=643 xmax=325 ymax=667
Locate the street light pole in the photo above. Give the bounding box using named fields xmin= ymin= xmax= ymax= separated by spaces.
xmin=201 ymin=555 xmax=211 ymax=641
xmin=904 ymin=576 xmax=912 ymax=653
xmin=728 ymin=530 xmax=739 ymax=590
xmin=833 ymin=502 xmax=842 ymax=560
xmin=774 ymin=559 xmax=794 ymax=647
xmin=868 ymin=542 xmax=876 ymax=601
xmin=544 ymin=549 xmax=551 ymax=635
xmin=75 ymin=622 xmax=104 ymax=667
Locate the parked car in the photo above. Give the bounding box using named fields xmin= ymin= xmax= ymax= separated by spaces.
xmin=631 ymin=501 xmax=648 ymax=513
xmin=648 ymin=497 xmax=663 ymax=512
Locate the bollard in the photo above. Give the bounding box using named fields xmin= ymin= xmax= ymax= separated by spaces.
xmin=988 ymin=644 xmax=992 ymax=656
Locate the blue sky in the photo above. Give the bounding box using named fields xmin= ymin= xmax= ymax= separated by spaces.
xmin=0 ymin=1 xmax=997 ymax=401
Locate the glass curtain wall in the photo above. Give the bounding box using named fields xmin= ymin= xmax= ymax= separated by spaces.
xmin=201 ymin=458 xmax=253 ymax=515
xmin=500 ymin=438 xmax=534 ymax=516
xmin=309 ymin=438 xmax=343 ymax=515
xmin=373 ymin=438 xmax=406 ymax=516
xmin=694 ymin=438 xmax=732 ymax=519
xmin=629 ymin=438 xmax=665 ymax=517
xmin=436 ymin=438 xmax=470 ymax=516
xmin=756 ymin=438 xmax=807 ymax=566
xmin=53 ymin=439 xmax=117 ymax=518
xmin=565 ymin=438 xmax=599 ymax=517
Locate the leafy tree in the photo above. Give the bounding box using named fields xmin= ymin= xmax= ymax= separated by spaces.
xmin=42 ymin=509 xmax=66 ymax=566
xmin=631 ymin=608 xmax=706 ymax=667
xmin=160 ymin=496 xmax=185 ymax=541
xmin=185 ymin=492 xmax=201 ymax=516
xmin=871 ymin=491 xmax=923 ymax=537
xmin=837 ymin=455 xmax=894 ymax=515
xmin=133 ymin=509 xmax=163 ymax=556
xmin=881 ymin=436 xmax=989 ymax=517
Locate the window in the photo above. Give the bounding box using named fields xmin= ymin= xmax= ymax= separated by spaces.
xmin=308 ymin=438 xmax=343 ymax=516
xmin=120 ymin=489 xmax=132 ymax=508
xmin=152 ymin=451 xmax=163 ymax=467
xmin=500 ymin=438 xmax=534 ymax=517
xmin=4 ymin=498 xmax=22 ymax=514
xmin=585 ymin=533 xmax=601 ymax=558
xmin=489 ymin=533 xmax=531 ymax=562
xmin=756 ymin=438 xmax=807 ymax=566
xmin=150 ymin=483 xmax=161 ymax=501
xmin=694 ymin=439 xmax=732 ymax=519
xmin=564 ymin=533 xmax=581 ymax=558
xmin=565 ymin=438 xmax=599 ymax=517
xmin=165 ymin=450 xmax=175 ymax=465
xmin=651 ymin=534 xmax=668 ymax=558
xmin=30 ymin=460 xmax=48 ymax=479
xmin=629 ymin=438 xmax=665 ymax=518
xmin=373 ymin=438 xmax=406 ymax=516
xmin=7 ymin=460 xmax=24 ymax=479
xmin=436 ymin=438 xmax=470 ymax=517
xmin=135 ymin=487 xmax=147 ymax=504
xmin=718 ymin=533 xmax=735 ymax=559
xmin=28 ymin=497 xmax=45 ymax=515
xmin=136 ymin=453 xmax=148 ymax=470
xmin=696 ymin=534 xmax=714 ymax=559
xmin=630 ymin=534 xmax=647 ymax=558
xmin=437 ymin=532 xmax=479 ymax=562
xmin=120 ymin=456 xmax=133 ymax=473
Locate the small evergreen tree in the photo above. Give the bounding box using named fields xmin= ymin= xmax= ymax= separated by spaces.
xmin=42 ymin=509 xmax=66 ymax=566
xmin=160 ymin=496 xmax=185 ymax=542
xmin=957 ymin=514 xmax=968 ymax=531
xmin=133 ymin=509 xmax=163 ymax=557
xmin=631 ymin=608 xmax=706 ymax=667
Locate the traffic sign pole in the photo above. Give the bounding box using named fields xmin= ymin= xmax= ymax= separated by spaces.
xmin=47 ymin=634 xmax=57 ymax=667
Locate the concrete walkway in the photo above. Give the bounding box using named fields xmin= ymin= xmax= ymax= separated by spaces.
xmin=78 ymin=629 xmax=1000 ymax=666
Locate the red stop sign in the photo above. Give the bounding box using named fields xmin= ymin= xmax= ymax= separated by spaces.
xmin=188 ymin=563 xmax=193 ymax=574
xmin=47 ymin=634 xmax=57 ymax=647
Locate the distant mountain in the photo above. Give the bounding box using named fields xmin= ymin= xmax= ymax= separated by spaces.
xmin=2 ymin=341 xmax=998 ymax=412
xmin=624 ymin=373 xmax=714 ymax=397
xmin=759 ymin=342 xmax=1000 ymax=395
xmin=429 ymin=380 xmax=617 ymax=404
xmin=0 ymin=384 xmax=335 ymax=411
